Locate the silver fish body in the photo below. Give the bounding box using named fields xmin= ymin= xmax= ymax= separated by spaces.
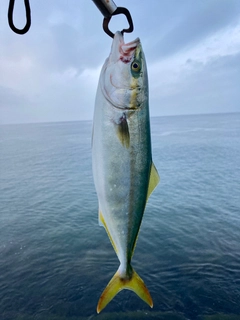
xmin=92 ymin=31 xmax=159 ymax=313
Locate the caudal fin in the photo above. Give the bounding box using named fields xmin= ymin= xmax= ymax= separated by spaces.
xmin=97 ymin=267 xmax=153 ymax=313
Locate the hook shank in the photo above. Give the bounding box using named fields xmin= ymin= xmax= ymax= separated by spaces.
xmin=92 ymin=0 xmax=117 ymax=18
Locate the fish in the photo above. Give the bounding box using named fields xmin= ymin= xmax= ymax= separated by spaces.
xmin=92 ymin=31 xmax=160 ymax=313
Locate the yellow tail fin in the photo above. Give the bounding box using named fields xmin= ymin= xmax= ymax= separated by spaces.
xmin=97 ymin=267 xmax=153 ymax=313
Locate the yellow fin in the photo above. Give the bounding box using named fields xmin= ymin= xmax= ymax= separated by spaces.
xmin=115 ymin=114 xmax=130 ymax=148
xmin=98 ymin=209 xmax=103 ymax=227
xmin=99 ymin=211 xmax=118 ymax=255
xmin=147 ymin=162 xmax=160 ymax=200
xmin=130 ymin=163 xmax=160 ymax=259
xmin=97 ymin=267 xmax=153 ymax=313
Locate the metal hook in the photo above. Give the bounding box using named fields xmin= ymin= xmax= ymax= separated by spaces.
xmin=103 ymin=7 xmax=134 ymax=38
xmin=92 ymin=0 xmax=134 ymax=38
xmin=8 ymin=0 xmax=31 ymax=35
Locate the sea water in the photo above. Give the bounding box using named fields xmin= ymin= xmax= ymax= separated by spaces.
xmin=0 ymin=113 xmax=240 ymax=320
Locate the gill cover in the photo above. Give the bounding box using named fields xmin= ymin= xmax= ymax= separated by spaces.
xmin=101 ymin=31 xmax=146 ymax=110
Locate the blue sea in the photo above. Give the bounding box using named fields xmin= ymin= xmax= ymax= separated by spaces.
xmin=0 ymin=113 xmax=240 ymax=320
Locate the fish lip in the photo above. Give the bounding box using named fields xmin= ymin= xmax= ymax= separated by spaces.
xmin=116 ymin=31 xmax=140 ymax=47
xmin=110 ymin=31 xmax=141 ymax=63
xmin=113 ymin=31 xmax=140 ymax=48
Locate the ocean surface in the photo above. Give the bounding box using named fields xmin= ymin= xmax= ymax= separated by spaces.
xmin=0 ymin=113 xmax=240 ymax=320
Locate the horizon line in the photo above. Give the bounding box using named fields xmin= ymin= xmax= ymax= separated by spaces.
xmin=1 ymin=111 xmax=239 ymax=126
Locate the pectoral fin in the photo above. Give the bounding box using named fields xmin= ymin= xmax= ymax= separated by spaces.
xmin=147 ymin=162 xmax=160 ymax=200
xmin=115 ymin=113 xmax=130 ymax=148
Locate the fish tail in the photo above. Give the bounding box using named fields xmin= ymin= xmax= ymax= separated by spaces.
xmin=97 ymin=266 xmax=153 ymax=313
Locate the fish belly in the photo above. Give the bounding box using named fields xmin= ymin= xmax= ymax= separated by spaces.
xmin=92 ymin=87 xmax=152 ymax=268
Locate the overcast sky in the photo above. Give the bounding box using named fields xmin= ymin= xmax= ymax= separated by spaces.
xmin=0 ymin=0 xmax=240 ymax=124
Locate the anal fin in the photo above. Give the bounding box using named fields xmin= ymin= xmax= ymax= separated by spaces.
xmin=98 ymin=209 xmax=104 ymax=227
xmin=99 ymin=210 xmax=118 ymax=255
xmin=147 ymin=162 xmax=160 ymax=200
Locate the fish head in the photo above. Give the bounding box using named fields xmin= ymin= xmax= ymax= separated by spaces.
xmin=101 ymin=31 xmax=148 ymax=110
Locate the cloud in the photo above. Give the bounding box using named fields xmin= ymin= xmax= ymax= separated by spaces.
xmin=149 ymin=51 xmax=240 ymax=116
xmin=32 ymin=66 xmax=101 ymax=122
xmin=144 ymin=0 xmax=240 ymax=60
xmin=0 ymin=0 xmax=240 ymax=124
xmin=0 ymin=86 xmax=32 ymax=124
xmin=148 ymin=18 xmax=240 ymax=116
xmin=0 ymin=86 xmax=27 ymax=108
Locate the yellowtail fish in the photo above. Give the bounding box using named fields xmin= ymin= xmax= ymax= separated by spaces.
xmin=92 ymin=31 xmax=159 ymax=313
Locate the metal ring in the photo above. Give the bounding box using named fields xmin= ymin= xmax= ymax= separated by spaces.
xmin=103 ymin=7 xmax=134 ymax=38
xmin=8 ymin=0 xmax=31 ymax=35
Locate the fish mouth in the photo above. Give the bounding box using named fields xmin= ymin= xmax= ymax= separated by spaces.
xmin=101 ymin=31 xmax=142 ymax=110
xmin=109 ymin=31 xmax=140 ymax=64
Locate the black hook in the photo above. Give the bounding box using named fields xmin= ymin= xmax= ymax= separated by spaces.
xmin=8 ymin=0 xmax=31 ymax=35
xmin=103 ymin=7 xmax=134 ymax=38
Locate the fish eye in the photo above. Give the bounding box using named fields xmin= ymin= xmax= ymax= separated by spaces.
xmin=131 ymin=61 xmax=140 ymax=72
